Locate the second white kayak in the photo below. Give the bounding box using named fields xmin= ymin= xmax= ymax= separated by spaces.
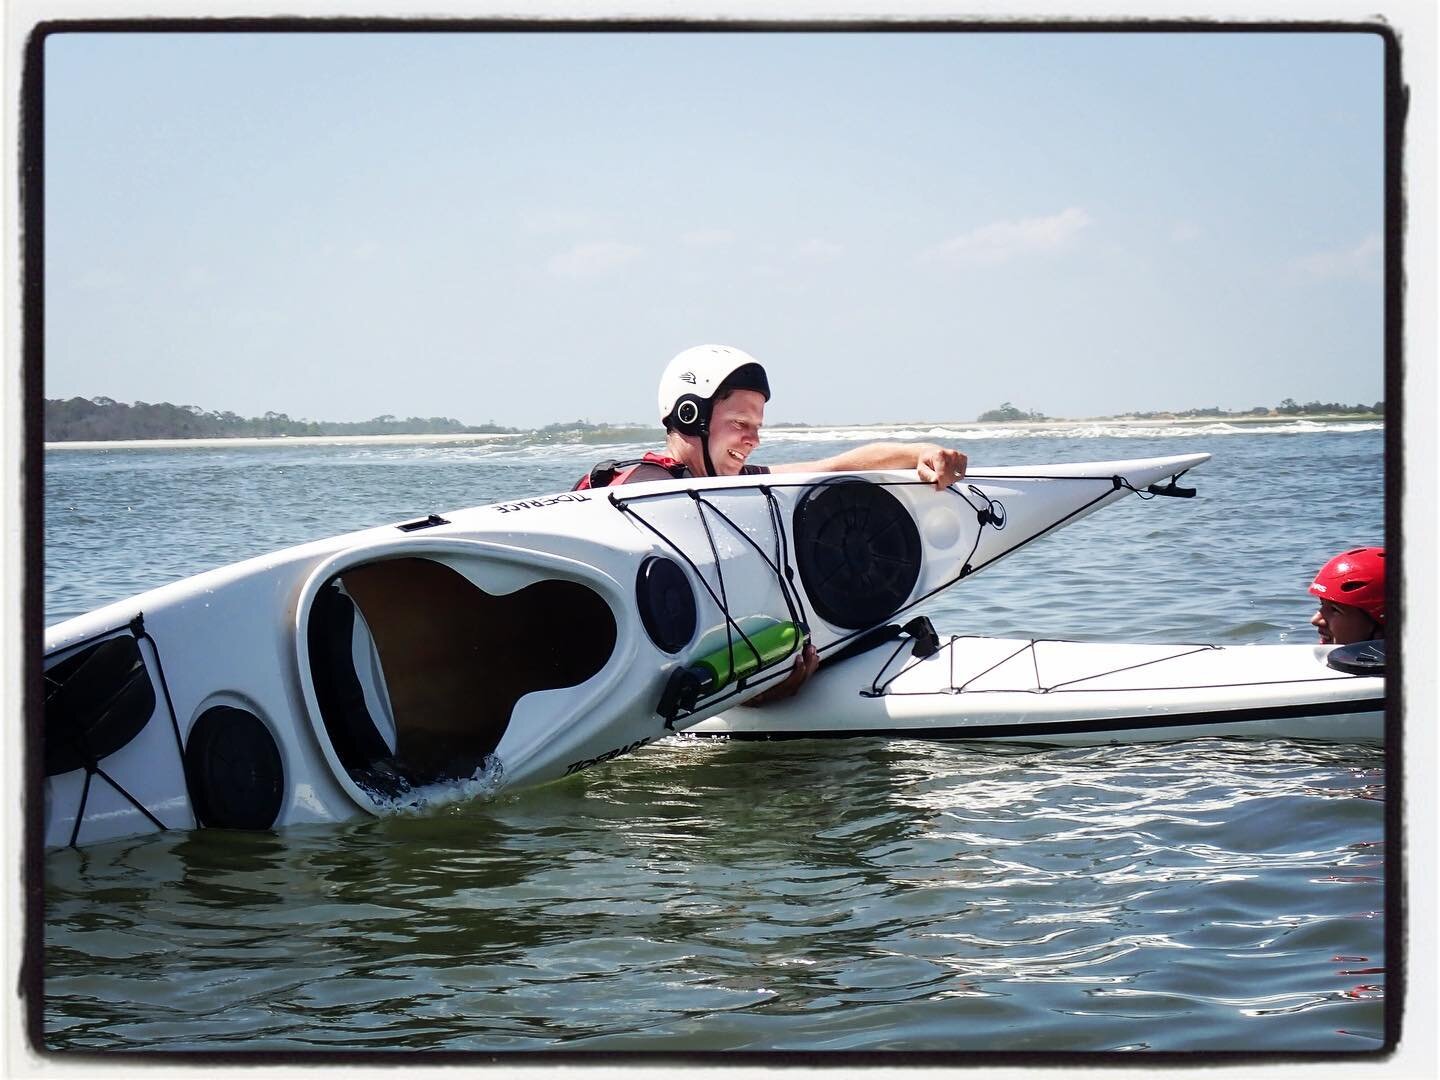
xmin=688 ymin=626 xmax=1384 ymax=745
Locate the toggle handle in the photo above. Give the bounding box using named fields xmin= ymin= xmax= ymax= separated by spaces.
xmin=1146 ymin=476 xmax=1197 ymax=498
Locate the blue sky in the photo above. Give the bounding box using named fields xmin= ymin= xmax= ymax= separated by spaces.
xmin=43 ymin=28 xmax=1386 ymax=428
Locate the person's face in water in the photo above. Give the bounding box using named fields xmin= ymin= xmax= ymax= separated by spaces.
xmin=704 ymin=389 xmax=765 ymax=476
xmin=1311 ymin=599 xmax=1378 ymax=646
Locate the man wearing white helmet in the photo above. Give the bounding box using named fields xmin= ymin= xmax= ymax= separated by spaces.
xmin=575 ymin=344 xmax=969 ymax=490
xmin=575 ymin=344 xmax=969 ymax=703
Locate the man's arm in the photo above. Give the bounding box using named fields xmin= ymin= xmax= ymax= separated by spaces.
xmin=769 ymin=442 xmax=967 ymax=489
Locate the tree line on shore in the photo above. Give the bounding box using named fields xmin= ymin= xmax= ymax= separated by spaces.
xmin=43 ymin=394 xmax=1387 ymax=442
xmin=44 ymin=397 xmax=519 ymax=441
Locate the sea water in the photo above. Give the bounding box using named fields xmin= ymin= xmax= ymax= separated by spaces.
xmin=37 ymin=422 xmax=1390 ymax=1055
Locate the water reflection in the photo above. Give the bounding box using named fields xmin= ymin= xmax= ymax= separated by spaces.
xmin=44 ymin=710 xmax=1384 ymax=1052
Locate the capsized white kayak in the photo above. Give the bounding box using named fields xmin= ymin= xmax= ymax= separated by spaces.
xmin=688 ymin=624 xmax=1384 ymax=745
xmin=43 ymin=452 xmax=1208 ymax=849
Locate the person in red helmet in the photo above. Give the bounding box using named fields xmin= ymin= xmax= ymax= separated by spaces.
xmin=1308 ymin=547 xmax=1385 ymax=646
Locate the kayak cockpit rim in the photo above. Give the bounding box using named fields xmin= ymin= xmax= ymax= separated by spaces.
xmin=293 ymin=538 xmax=633 ymax=813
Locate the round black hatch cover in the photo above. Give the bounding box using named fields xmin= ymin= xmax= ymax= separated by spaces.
xmin=184 ymin=706 xmax=285 ymax=830
xmin=792 ymin=479 xmax=923 ymax=629
xmin=1326 ymin=639 xmax=1385 ymax=676
xmin=636 ymin=555 xmax=697 ymax=653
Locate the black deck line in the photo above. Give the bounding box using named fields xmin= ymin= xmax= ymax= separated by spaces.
xmin=690 ymin=696 xmax=1386 ymax=742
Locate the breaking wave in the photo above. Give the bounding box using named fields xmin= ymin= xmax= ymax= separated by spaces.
xmin=46 ymin=418 xmax=1381 ymax=454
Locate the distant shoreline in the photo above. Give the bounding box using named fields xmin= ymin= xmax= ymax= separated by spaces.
xmin=43 ymin=414 xmax=1382 ymax=451
xmin=43 ymin=431 xmax=522 ymax=451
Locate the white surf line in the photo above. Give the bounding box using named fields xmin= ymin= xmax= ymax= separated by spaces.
xmin=44 ymin=415 xmax=1380 ymax=451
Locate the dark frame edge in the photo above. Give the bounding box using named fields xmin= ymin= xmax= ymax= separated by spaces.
xmin=1378 ymin=17 xmax=1407 ymax=1062
xmin=18 ymin=15 xmax=48 ymax=1061
xmin=17 ymin=14 xmax=1406 ymax=1063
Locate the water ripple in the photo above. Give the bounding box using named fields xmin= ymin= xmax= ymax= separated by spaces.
xmin=42 ymin=431 xmax=1388 ymax=1052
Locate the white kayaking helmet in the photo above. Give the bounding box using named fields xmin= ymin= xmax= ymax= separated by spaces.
xmin=658 ymin=345 xmax=771 ymax=435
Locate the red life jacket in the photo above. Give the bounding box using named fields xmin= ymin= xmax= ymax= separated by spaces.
xmin=573 ymin=451 xmax=688 ymax=491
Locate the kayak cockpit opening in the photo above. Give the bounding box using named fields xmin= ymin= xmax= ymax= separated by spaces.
xmin=306 ymin=556 xmax=617 ymax=800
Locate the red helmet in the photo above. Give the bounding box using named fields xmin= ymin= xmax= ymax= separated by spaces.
xmin=1308 ymin=547 xmax=1385 ymax=622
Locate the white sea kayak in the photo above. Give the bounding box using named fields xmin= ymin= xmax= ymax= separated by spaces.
xmin=43 ymin=453 xmax=1208 ymax=849
xmin=689 ymin=625 xmax=1384 ymax=745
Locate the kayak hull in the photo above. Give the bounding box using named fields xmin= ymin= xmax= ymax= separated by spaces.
xmin=689 ymin=635 xmax=1384 ymax=745
xmin=42 ymin=454 xmax=1212 ymax=849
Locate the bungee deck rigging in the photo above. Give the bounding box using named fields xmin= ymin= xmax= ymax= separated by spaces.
xmin=607 ymin=463 xmax=1203 ymax=727
xmin=612 ymin=483 xmax=812 ymax=725
xmin=856 ymin=632 xmax=1318 ymax=700
xmin=44 ymin=615 xmax=185 ymax=847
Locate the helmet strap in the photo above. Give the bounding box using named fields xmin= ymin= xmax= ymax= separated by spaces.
xmin=668 ymin=396 xmax=716 ymax=476
xmin=698 ymin=420 xmax=716 ymax=478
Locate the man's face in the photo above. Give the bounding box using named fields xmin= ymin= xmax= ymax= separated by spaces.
xmin=705 ymin=389 xmax=766 ymax=476
xmin=1310 ymin=599 xmax=1376 ymax=645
